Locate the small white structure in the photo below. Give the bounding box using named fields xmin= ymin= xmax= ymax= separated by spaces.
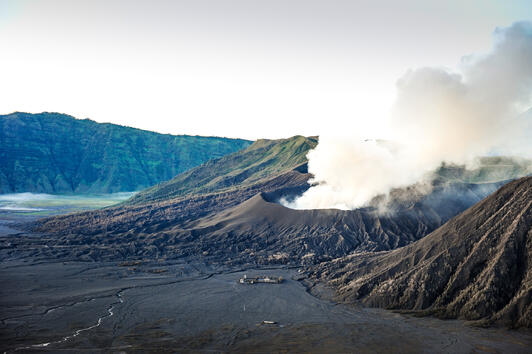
xmin=238 ymin=275 xmax=283 ymax=284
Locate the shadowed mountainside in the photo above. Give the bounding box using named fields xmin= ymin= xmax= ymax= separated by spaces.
xmin=0 ymin=112 xmax=251 ymax=193
xmin=309 ymin=177 xmax=532 ymax=328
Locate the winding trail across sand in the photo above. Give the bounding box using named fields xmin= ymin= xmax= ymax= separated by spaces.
xmin=5 ymin=267 xmax=254 ymax=352
xmin=1 ymin=262 xmax=532 ymax=353
xmin=14 ymin=291 xmax=124 ymax=352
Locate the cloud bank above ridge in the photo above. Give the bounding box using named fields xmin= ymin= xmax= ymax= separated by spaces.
xmin=288 ymin=21 xmax=532 ymax=210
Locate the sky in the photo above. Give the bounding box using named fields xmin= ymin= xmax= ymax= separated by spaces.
xmin=1 ymin=0 xmax=531 ymax=139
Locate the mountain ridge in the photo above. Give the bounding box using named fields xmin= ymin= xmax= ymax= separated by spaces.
xmin=0 ymin=112 xmax=251 ymax=194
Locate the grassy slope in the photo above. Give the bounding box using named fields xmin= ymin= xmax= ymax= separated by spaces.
xmin=128 ymin=135 xmax=318 ymax=204
xmin=0 ymin=112 xmax=251 ymax=194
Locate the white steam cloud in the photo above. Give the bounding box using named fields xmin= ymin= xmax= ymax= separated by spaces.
xmin=289 ymin=21 xmax=532 ymax=210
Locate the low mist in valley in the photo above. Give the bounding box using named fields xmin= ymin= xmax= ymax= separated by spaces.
xmin=0 ymin=192 xmax=135 ymax=215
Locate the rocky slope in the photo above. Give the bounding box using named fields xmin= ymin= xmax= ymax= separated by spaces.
xmin=0 ymin=112 xmax=250 ymax=193
xmin=310 ymin=177 xmax=532 ymax=328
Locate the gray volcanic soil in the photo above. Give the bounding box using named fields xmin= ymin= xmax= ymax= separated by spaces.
xmin=1 ymin=260 xmax=532 ymax=353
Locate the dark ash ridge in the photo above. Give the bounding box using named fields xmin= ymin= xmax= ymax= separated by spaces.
xmin=309 ymin=177 xmax=532 ymax=328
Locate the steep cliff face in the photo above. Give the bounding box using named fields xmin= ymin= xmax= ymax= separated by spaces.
xmin=0 ymin=112 xmax=251 ymax=193
xmin=311 ymin=177 xmax=532 ymax=328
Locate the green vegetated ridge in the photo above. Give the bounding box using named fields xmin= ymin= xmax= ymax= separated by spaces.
xmin=130 ymin=135 xmax=531 ymax=205
xmin=0 ymin=112 xmax=251 ymax=194
xmin=129 ymin=135 xmax=318 ymax=204
xmin=433 ymin=156 xmax=532 ymax=184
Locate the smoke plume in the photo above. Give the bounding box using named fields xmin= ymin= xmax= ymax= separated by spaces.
xmin=289 ymin=21 xmax=532 ymax=210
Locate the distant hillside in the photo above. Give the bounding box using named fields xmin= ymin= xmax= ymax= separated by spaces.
xmin=128 ymin=135 xmax=317 ymax=204
xmin=311 ymin=177 xmax=532 ymax=328
xmin=0 ymin=112 xmax=251 ymax=194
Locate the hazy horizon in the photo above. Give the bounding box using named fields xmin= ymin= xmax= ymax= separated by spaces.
xmin=1 ymin=0 xmax=531 ymax=139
